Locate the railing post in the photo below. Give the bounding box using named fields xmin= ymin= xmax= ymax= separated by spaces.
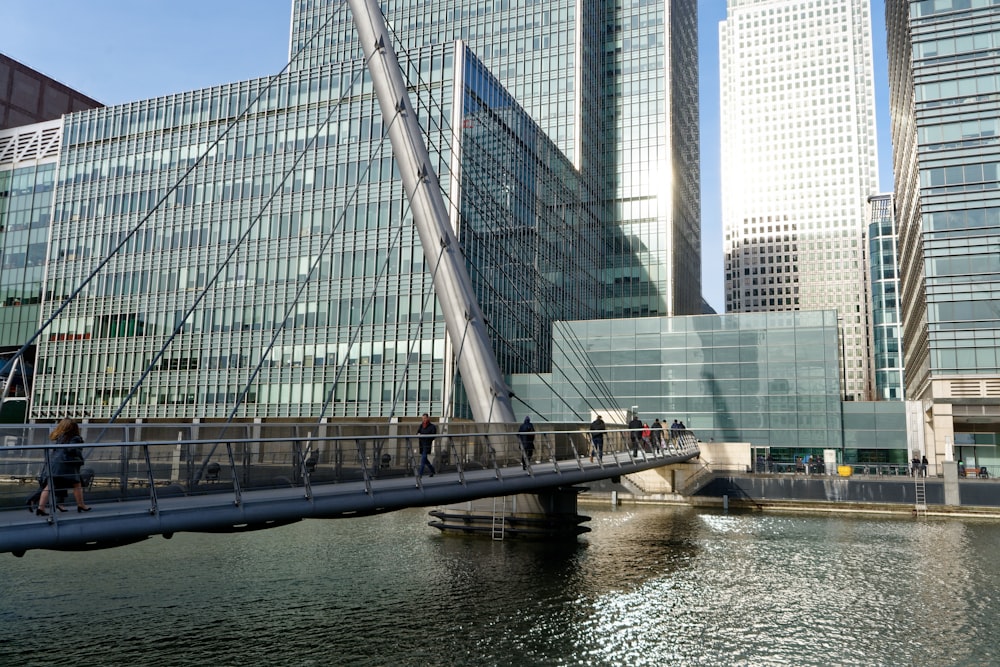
xmin=482 ymin=434 xmax=500 ymax=480
xmin=358 ymin=439 xmax=373 ymax=495
xmin=142 ymin=444 xmax=159 ymax=515
xmin=449 ymin=438 xmax=465 ymax=485
xmin=39 ymin=446 xmax=54 ymax=522
xmin=225 ymin=442 xmax=243 ymax=506
xmin=301 ymin=440 xmax=314 ymax=500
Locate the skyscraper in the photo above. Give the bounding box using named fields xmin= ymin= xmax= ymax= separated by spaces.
xmin=292 ymin=0 xmax=701 ymax=319
xmin=719 ymin=0 xmax=880 ymax=401
xmin=886 ymin=0 xmax=1000 ymax=467
xmin=22 ymin=0 xmax=700 ymax=423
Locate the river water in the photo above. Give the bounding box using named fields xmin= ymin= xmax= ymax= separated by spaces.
xmin=2 ymin=502 xmax=998 ymax=666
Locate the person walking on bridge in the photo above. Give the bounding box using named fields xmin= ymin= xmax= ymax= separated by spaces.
xmin=628 ymin=414 xmax=643 ymax=457
xmin=416 ymin=413 xmax=437 ymax=478
xmin=589 ymin=415 xmax=606 ymax=462
xmin=669 ymin=419 xmax=681 ymax=450
xmin=518 ymin=416 xmax=536 ymax=469
xmin=36 ymin=418 xmax=91 ymax=515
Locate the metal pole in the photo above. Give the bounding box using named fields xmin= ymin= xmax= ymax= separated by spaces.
xmin=838 ymin=316 xmax=848 ymax=400
xmin=348 ymin=0 xmax=515 ymax=425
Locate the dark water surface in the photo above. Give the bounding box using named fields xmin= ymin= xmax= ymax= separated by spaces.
xmin=2 ymin=503 xmax=999 ymax=666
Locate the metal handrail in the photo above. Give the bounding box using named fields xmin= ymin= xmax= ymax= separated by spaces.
xmin=0 ymin=424 xmax=702 ymax=518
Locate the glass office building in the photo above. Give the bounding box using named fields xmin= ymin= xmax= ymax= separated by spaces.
xmin=886 ymin=0 xmax=1000 ymax=470
xmin=720 ymin=0 xmax=880 ymax=402
xmin=20 ymin=0 xmax=701 ymax=423
xmin=32 ymin=39 xmax=601 ymax=422
xmin=292 ymin=0 xmax=702 ymax=318
xmin=1 ymin=54 xmax=103 ymax=412
xmin=0 ymin=120 xmax=62 ymax=351
xmin=867 ymin=193 xmax=904 ymax=400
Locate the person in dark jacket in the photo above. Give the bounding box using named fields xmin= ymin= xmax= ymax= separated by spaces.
xmin=589 ymin=416 xmax=606 ymax=462
xmin=518 ymin=416 xmax=536 ymax=469
xmin=651 ymin=418 xmax=664 ymax=452
xmin=416 ymin=413 xmax=437 ymax=478
xmin=36 ymin=418 xmax=91 ymax=515
xmin=628 ymin=414 xmax=643 ymax=456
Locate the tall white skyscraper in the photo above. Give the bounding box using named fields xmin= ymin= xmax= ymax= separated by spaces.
xmin=719 ymin=0 xmax=879 ymax=401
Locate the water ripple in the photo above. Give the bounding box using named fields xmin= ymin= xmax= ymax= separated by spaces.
xmin=4 ymin=507 xmax=1000 ymax=665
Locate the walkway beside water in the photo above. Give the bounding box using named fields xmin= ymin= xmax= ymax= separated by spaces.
xmin=587 ymin=463 xmax=1000 ymax=519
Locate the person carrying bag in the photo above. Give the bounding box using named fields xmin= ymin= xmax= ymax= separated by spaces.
xmin=35 ymin=418 xmax=92 ymax=516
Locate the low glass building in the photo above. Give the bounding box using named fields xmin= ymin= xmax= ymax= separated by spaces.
xmin=512 ymin=310 xmax=909 ymax=462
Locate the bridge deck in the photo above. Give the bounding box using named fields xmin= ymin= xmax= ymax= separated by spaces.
xmin=1 ymin=436 xmax=699 ymax=555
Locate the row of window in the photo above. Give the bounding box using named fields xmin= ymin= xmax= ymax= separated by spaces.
xmin=917 ymin=72 xmax=1000 ymax=104
xmin=37 ymin=385 xmax=444 ymax=410
xmin=61 ymin=107 xmax=388 ymax=189
xmin=912 ymin=0 xmax=1000 ymax=19
xmin=63 ymin=64 xmax=380 ymax=148
xmin=914 ymin=28 xmax=1000 ymax=59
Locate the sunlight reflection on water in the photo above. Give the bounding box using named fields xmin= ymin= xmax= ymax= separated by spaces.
xmin=3 ymin=505 xmax=1000 ymax=665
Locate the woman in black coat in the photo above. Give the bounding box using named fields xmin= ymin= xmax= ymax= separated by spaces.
xmin=35 ymin=418 xmax=91 ymax=515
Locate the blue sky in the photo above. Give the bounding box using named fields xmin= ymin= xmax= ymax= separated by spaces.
xmin=3 ymin=1 xmax=892 ymax=313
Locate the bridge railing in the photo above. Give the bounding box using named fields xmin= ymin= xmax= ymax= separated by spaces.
xmin=0 ymin=423 xmax=700 ymax=512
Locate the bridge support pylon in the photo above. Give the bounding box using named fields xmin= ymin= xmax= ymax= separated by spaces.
xmin=427 ymin=488 xmax=590 ymax=540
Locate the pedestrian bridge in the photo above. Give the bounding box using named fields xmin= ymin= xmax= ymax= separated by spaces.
xmin=0 ymin=422 xmax=699 ymax=556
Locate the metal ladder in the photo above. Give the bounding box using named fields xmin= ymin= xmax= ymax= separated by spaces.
xmin=914 ymin=474 xmax=927 ymax=517
xmin=491 ymin=496 xmax=507 ymax=540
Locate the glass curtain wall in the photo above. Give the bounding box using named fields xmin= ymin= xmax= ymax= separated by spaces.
xmin=867 ymin=193 xmax=904 ymax=400
xmin=32 ymin=36 xmax=598 ymax=422
xmin=550 ymin=311 xmax=843 ymax=448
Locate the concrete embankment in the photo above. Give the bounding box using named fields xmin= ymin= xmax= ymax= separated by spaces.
xmin=579 ymin=470 xmax=1000 ymax=519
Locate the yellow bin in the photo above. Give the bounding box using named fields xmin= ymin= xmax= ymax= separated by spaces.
xmin=838 ymin=465 xmax=852 ymax=477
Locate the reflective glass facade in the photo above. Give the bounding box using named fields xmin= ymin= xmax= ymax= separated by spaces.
xmin=720 ymin=0 xmax=879 ymax=401
xmin=539 ymin=311 xmax=845 ymax=448
xmin=457 ymin=51 xmax=603 ymax=376
xmin=18 ymin=0 xmax=701 ymax=423
xmin=31 ymin=39 xmax=597 ymax=421
xmin=841 ymin=401 xmax=908 ymax=463
xmin=891 ymin=0 xmax=1000 ymax=383
xmin=0 ymin=121 xmax=61 ymax=353
xmin=887 ymin=0 xmax=1000 ymax=466
xmin=867 ymin=193 xmax=904 ymax=400
xmin=293 ymin=0 xmax=701 ymax=318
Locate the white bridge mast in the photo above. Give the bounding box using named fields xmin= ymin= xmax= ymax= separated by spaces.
xmin=348 ymin=0 xmax=516 ymax=425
